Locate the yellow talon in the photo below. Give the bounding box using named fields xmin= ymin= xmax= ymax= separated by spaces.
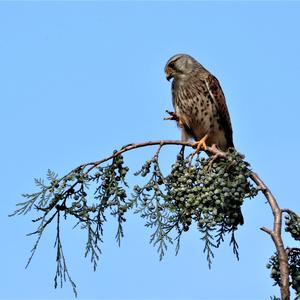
xmin=193 ymin=134 xmax=208 ymax=153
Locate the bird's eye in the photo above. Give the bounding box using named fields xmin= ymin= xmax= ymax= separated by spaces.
xmin=169 ymin=61 xmax=175 ymax=68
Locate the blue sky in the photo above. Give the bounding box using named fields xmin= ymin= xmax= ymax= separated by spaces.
xmin=1 ymin=1 xmax=300 ymax=299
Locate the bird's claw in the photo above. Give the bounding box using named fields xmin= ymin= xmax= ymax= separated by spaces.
xmin=192 ymin=134 xmax=208 ymax=153
xmin=164 ymin=110 xmax=180 ymax=121
xmin=190 ymin=135 xmax=209 ymax=161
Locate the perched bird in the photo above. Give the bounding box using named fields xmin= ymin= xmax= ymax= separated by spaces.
xmin=165 ymin=54 xmax=243 ymax=226
xmin=164 ymin=54 xmax=234 ymax=151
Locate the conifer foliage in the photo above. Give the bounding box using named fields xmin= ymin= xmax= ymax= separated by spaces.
xmin=10 ymin=141 xmax=300 ymax=299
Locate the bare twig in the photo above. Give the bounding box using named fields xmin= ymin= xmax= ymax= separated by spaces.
xmin=74 ymin=140 xmax=225 ymax=176
xmin=250 ymin=172 xmax=290 ymax=300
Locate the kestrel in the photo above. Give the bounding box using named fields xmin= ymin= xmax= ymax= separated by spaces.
xmin=165 ymin=54 xmax=234 ymax=151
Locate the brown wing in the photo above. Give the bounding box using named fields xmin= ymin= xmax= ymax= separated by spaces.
xmin=204 ymin=73 xmax=234 ymax=148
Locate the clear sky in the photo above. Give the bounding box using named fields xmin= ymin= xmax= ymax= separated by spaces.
xmin=1 ymin=1 xmax=300 ymax=299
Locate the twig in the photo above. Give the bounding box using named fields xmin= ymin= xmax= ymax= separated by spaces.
xmin=71 ymin=140 xmax=225 ymax=177
xmin=250 ymin=172 xmax=290 ymax=300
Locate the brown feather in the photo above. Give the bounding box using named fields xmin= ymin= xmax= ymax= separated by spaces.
xmin=204 ymin=74 xmax=234 ymax=148
xmin=166 ymin=54 xmax=234 ymax=151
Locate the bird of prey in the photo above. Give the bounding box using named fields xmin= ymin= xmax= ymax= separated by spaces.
xmin=164 ymin=54 xmax=234 ymax=151
xmin=165 ymin=54 xmax=243 ymax=226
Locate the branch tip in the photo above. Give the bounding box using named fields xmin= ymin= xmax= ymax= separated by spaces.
xmin=260 ymin=226 xmax=273 ymax=235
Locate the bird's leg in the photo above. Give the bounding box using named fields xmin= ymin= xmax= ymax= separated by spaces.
xmin=192 ymin=134 xmax=208 ymax=153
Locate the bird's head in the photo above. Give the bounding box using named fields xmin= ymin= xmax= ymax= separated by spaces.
xmin=164 ymin=54 xmax=201 ymax=81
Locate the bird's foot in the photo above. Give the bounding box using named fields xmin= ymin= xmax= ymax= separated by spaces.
xmin=192 ymin=134 xmax=208 ymax=153
xmin=164 ymin=110 xmax=187 ymax=128
xmin=190 ymin=134 xmax=208 ymax=162
xmin=164 ymin=110 xmax=180 ymax=121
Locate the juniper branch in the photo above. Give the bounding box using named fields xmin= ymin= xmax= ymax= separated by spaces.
xmin=12 ymin=139 xmax=297 ymax=299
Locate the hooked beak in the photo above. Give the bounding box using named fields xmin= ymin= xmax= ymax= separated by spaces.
xmin=165 ymin=67 xmax=173 ymax=81
xmin=166 ymin=74 xmax=173 ymax=81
